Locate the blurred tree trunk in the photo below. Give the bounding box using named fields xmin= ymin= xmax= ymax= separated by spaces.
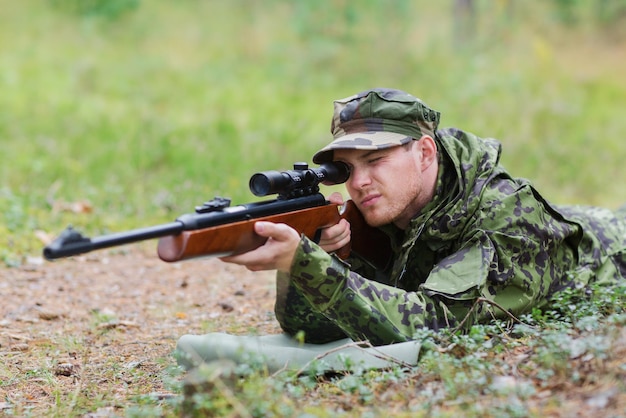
xmin=453 ymin=0 xmax=476 ymax=46
xmin=453 ymin=0 xmax=516 ymax=47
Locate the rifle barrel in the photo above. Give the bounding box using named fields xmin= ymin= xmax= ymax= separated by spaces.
xmin=43 ymin=222 xmax=184 ymax=260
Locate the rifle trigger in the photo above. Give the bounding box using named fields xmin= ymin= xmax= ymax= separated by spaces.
xmin=195 ymin=196 xmax=232 ymax=213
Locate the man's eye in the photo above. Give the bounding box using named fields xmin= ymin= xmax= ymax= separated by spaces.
xmin=367 ymin=157 xmax=382 ymax=164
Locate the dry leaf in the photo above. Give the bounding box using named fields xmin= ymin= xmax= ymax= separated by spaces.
xmin=34 ymin=230 xmax=54 ymax=245
xmin=52 ymin=200 xmax=93 ymax=214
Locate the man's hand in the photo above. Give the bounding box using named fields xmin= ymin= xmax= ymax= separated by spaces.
xmin=220 ymin=192 xmax=351 ymax=272
xmin=219 ymin=221 xmax=301 ymax=273
xmin=318 ymin=192 xmax=351 ymax=253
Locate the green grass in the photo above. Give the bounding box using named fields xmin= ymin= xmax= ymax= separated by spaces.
xmin=1 ymin=0 xmax=626 ymax=416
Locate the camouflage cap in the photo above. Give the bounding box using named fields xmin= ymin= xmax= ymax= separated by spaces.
xmin=312 ymin=88 xmax=441 ymax=164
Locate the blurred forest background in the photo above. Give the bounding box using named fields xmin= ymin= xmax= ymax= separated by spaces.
xmin=1 ymin=0 xmax=626 ymax=264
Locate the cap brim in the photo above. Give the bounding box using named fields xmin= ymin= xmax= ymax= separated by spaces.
xmin=312 ymin=131 xmax=412 ymax=164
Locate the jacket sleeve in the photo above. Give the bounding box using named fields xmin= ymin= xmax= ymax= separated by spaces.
xmin=288 ymin=229 xmax=560 ymax=346
xmin=288 ymin=236 xmax=473 ymax=345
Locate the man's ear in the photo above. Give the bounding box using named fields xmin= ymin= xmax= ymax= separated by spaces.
xmin=417 ymin=135 xmax=437 ymax=171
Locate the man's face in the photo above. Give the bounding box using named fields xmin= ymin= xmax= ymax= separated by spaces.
xmin=333 ymin=139 xmax=435 ymax=229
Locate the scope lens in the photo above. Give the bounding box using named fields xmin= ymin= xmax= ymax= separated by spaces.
xmin=249 ymin=173 xmax=272 ymax=196
xmin=249 ymin=170 xmax=296 ymax=196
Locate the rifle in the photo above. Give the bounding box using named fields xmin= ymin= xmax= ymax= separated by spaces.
xmin=43 ymin=162 xmax=392 ymax=270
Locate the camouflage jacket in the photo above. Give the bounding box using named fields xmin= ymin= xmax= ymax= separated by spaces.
xmin=275 ymin=128 xmax=626 ymax=345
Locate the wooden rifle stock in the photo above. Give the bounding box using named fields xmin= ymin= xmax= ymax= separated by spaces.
xmin=157 ymin=200 xmax=392 ymax=270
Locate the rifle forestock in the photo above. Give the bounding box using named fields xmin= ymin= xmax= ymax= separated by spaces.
xmin=157 ymin=201 xmax=344 ymax=261
xmin=158 ymin=198 xmax=392 ymax=270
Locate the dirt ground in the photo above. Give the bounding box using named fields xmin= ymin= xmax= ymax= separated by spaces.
xmin=1 ymin=247 xmax=625 ymax=416
xmin=0 ymin=247 xmax=280 ymax=414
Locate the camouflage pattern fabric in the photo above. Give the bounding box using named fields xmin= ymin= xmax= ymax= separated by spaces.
xmin=277 ymin=127 xmax=626 ymax=346
xmin=313 ymin=88 xmax=440 ymax=164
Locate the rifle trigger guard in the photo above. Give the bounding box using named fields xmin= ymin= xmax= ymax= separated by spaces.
xmin=338 ymin=201 xmax=349 ymax=215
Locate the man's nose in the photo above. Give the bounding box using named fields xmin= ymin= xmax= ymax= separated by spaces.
xmin=349 ymin=168 xmax=371 ymax=189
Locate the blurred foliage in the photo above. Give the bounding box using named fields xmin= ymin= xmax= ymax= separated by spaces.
xmin=0 ymin=0 xmax=625 ymax=264
xmin=49 ymin=0 xmax=141 ymax=19
xmin=551 ymin=0 xmax=626 ymax=27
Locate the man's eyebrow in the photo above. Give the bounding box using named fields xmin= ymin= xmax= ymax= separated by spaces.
xmin=357 ymin=149 xmax=387 ymax=160
xmin=335 ymin=148 xmax=387 ymax=163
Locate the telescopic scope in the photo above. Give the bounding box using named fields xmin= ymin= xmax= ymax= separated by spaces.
xmin=249 ymin=162 xmax=350 ymax=197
